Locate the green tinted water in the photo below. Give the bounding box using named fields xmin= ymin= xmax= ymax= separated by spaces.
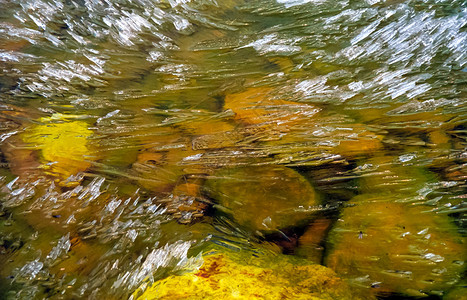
xmin=0 ymin=0 xmax=466 ymax=298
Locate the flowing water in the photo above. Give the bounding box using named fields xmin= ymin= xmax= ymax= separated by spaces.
xmin=0 ymin=0 xmax=466 ymax=299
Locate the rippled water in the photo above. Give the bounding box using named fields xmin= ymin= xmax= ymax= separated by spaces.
xmin=0 ymin=0 xmax=466 ymax=299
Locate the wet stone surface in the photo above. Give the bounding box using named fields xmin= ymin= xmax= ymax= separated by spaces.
xmin=0 ymin=0 xmax=466 ymax=298
xmin=326 ymin=198 xmax=466 ymax=298
xmin=204 ymin=165 xmax=319 ymax=233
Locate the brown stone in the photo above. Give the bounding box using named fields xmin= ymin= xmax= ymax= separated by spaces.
xmin=204 ymin=165 xmax=319 ymax=232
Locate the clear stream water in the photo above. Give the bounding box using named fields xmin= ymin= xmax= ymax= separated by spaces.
xmin=0 ymin=0 xmax=466 ymax=299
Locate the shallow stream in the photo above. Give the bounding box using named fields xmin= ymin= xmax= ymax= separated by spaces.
xmin=0 ymin=0 xmax=466 ymax=299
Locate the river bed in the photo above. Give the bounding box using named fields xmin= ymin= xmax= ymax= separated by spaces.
xmin=0 ymin=0 xmax=466 ymax=299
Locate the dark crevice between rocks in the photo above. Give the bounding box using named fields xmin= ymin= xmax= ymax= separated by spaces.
xmin=376 ymin=292 xmax=442 ymax=300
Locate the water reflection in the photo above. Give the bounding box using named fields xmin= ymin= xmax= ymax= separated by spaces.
xmin=0 ymin=0 xmax=466 ymax=298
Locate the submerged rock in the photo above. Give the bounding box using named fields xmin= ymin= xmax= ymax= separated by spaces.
xmin=204 ymin=165 xmax=319 ymax=232
xmin=333 ymin=126 xmax=384 ymax=159
xmin=157 ymin=182 xmax=210 ymax=224
xmin=134 ymin=251 xmax=356 ymax=300
xmin=224 ymin=87 xmax=319 ymax=127
xmin=325 ymin=195 xmax=466 ymax=297
xmin=132 ymin=150 xmax=184 ymax=193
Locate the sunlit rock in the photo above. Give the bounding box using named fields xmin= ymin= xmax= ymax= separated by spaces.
xmin=21 ymin=114 xmax=94 ymax=184
xmin=224 ymin=87 xmax=319 ymax=126
xmin=325 ymin=195 xmax=466 ymax=297
xmin=135 ymin=251 xmax=356 ymax=300
xmin=334 ymin=127 xmax=384 ymax=159
xmin=204 ymin=165 xmax=319 ymax=232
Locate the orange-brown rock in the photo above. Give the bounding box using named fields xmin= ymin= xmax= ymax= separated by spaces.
xmin=224 ymin=87 xmax=319 ymax=126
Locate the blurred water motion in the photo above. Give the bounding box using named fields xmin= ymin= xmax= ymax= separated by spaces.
xmin=0 ymin=0 xmax=466 ymax=298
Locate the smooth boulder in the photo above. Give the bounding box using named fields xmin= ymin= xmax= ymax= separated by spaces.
xmin=204 ymin=165 xmax=319 ymax=232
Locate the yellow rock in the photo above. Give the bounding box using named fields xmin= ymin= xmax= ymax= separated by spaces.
xmin=135 ymin=252 xmax=356 ymax=300
xmin=22 ymin=114 xmax=94 ymax=181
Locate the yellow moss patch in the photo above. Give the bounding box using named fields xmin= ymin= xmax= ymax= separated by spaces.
xmin=136 ymin=252 xmax=355 ymax=300
xmin=22 ymin=114 xmax=93 ymax=181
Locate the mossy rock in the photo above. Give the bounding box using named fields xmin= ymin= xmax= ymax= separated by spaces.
xmin=357 ymin=156 xmax=437 ymax=195
xmin=325 ymin=195 xmax=466 ymax=297
xmin=443 ymin=286 xmax=467 ymax=300
xmin=134 ymin=251 xmax=357 ymax=300
xmin=204 ymin=165 xmax=319 ymax=232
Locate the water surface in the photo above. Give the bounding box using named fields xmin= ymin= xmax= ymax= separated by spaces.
xmin=0 ymin=0 xmax=466 ymax=298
